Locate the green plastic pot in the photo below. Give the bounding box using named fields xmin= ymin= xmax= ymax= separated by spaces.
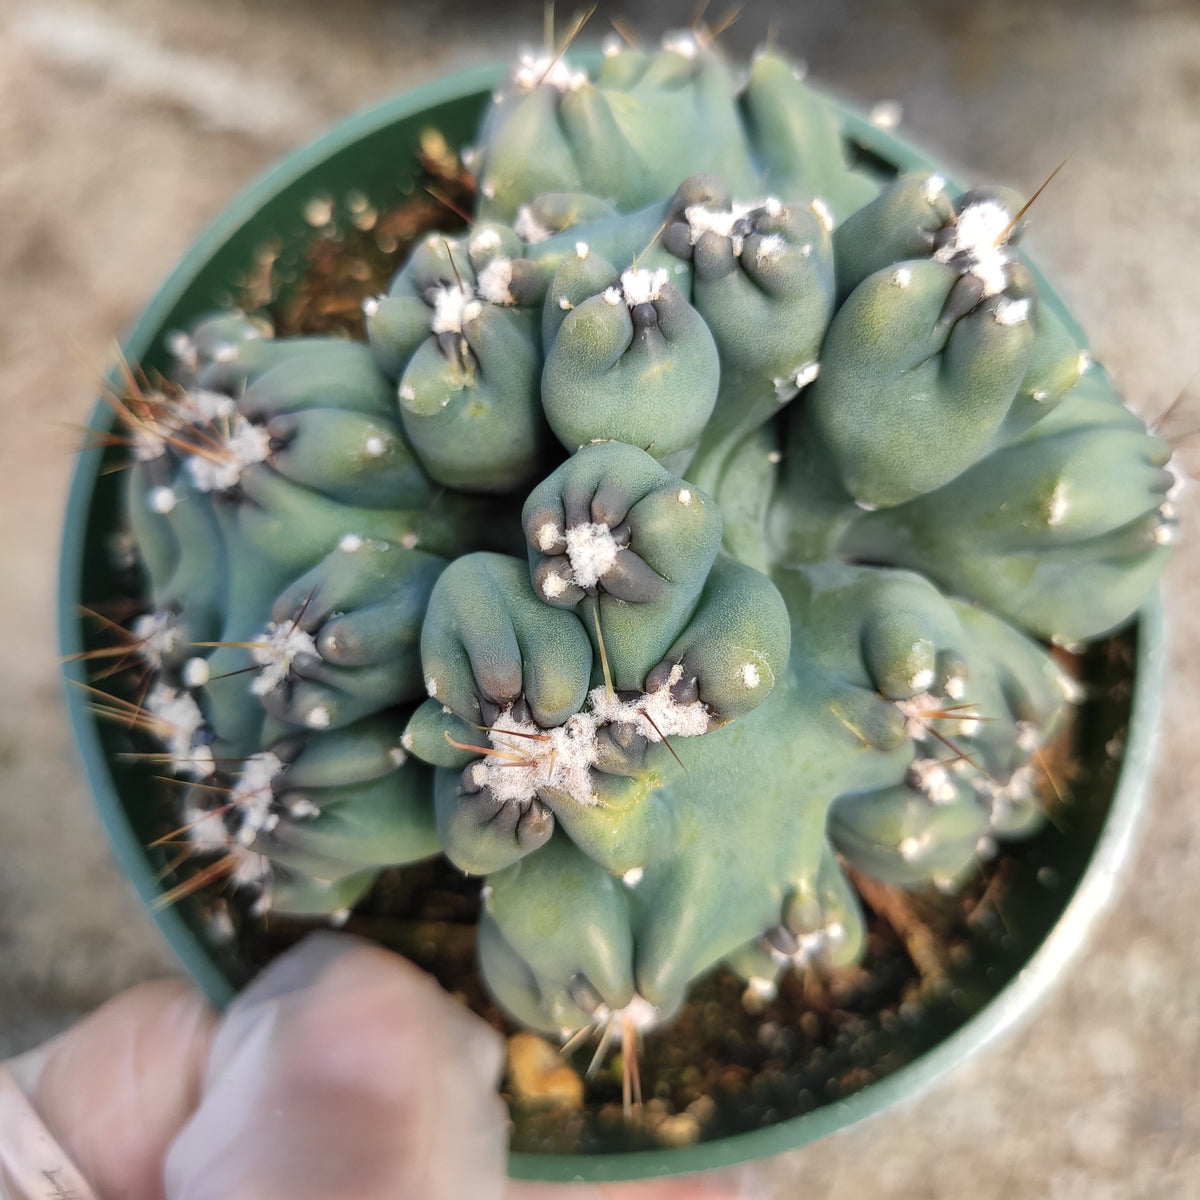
xmin=58 ymin=61 xmax=1164 ymax=1184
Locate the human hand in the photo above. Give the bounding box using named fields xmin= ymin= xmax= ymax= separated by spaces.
xmin=4 ymin=934 xmax=762 ymax=1199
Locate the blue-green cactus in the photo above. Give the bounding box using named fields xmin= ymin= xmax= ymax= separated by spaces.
xmin=106 ymin=32 xmax=1172 ymax=1056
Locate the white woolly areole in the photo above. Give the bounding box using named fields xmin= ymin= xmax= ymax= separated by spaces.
xmin=1016 ymin=720 xmax=1040 ymax=754
xmin=182 ymin=657 xmax=210 ymax=689
xmin=147 ymin=683 xmax=214 ymax=778
xmin=535 ymin=522 xmax=562 ymax=552
xmin=742 ymin=662 xmax=761 ymax=689
xmin=430 ymin=281 xmax=483 ymax=335
xmin=683 ymin=198 xmax=782 ymax=257
xmin=662 ymin=32 xmax=700 ymax=58
xmin=793 ymin=361 xmax=820 ymax=389
xmin=994 ymin=297 xmax=1031 ymax=326
xmin=475 ymin=257 xmax=517 ymax=306
xmin=132 ymin=423 xmax=168 ymax=462
xmin=166 ymin=330 xmax=197 ymax=368
xmin=183 ymin=794 xmax=271 ymax=892
xmin=251 ymin=621 xmax=319 ymax=696
xmin=472 ymin=708 xmax=600 ymax=807
xmin=755 ymin=234 xmax=787 ymax=266
xmin=512 ymin=52 xmax=589 ymax=93
xmin=206 ymin=903 xmax=236 ymax=945
xmin=765 ymin=919 xmax=845 ymax=968
xmin=909 ymin=666 xmax=936 ymax=693
xmin=469 ymin=228 xmax=503 ymax=256
xmin=896 ymin=691 xmax=980 ymax=742
xmin=575 ymin=241 xmax=590 ymax=260
xmin=978 ymin=763 xmax=1038 ymax=826
xmin=615 ymin=266 xmax=671 ymax=307
xmin=180 ymin=388 xmax=238 ymax=425
xmin=909 ymin=757 xmax=959 ymax=804
xmin=976 ymin=835 xmax=999 ymax=862
xmin=230 ymin=751 xmax=284 ymax=845
xmin=933 ymin=200 xmax=1014 ymax=298
xmin=587 ymin=994 xmax=662 ymax=1041
xmin=1047 ymin=479 xmax=1070 ymax=527
xmin=899 ymin=831 xmax=935 ymax=863
xmin=472 ymin=685 xmax=710 ymax=809
xmin=809 ymin=197 xmax=834 ymax=232
xmin=541 ymin=572 xmax=568 ymax=599
xmin=893 ymin=267 xmax=913 ymax=288
xmin=588 ymin=682 xmax=711 ymax=741
xmin=563 ymin=521 xmax=621 ymax=589
xmin=186 ymin=414 xmax=272 ymax=493
xmin=148 ymin=486 xmax=177 ymax=514
xmin=182 ymin=794 xmax=234 ymax=854
xmin=923 ymin=174 xmax=945 ymax=204
xmin=513 ymin=205 xmax=552 ymax=245
xmin=773 ymin=360 xmax=820 ymax=402
xmin=133 ymin=609 xmax=181 ymax=670
xmin=952 ymin=709 xmax=981 ymax=737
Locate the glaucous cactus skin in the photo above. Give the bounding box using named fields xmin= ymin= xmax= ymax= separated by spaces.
xmin=123 ymin=319 xmax=513 ymax=916
xmin=115 ymin=33 xmax=1173 ymax=1037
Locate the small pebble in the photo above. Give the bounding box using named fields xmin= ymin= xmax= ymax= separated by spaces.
xmin=654 ymin=1112 xmax=701 ymax=1147
xmin=507 ymin=1033 xmax=584 ymax=1111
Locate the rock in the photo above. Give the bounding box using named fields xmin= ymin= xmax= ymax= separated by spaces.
xmin=506 ymin=1032 xmax=584 ymax=1110
xmin=654 ymin=1112 xmax=701 ymax=1148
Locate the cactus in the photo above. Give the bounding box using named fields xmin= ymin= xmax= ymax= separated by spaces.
xmin=103 ymin=31 xmax=1173 ymax=1057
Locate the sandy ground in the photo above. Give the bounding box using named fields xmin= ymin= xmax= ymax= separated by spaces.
xmin=1 ymin=0 xmax=1198 ymax=1195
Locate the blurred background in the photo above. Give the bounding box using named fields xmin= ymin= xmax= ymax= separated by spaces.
xmin=1 ymin=0 xmax=1197 ymax=1194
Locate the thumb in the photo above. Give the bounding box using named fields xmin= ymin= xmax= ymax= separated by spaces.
xmin=5 ymin=978 xmax=216 ymax=1200
xmin=164 ymin=932 xmax=510 ymax=1200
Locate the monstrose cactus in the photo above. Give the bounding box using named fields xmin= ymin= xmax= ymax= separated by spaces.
xmin=108 ymin=32 xmax=1175 ymax=1045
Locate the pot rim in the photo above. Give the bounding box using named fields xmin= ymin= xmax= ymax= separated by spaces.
xmin=58 ymin=59 xmax=1160 ymax=1183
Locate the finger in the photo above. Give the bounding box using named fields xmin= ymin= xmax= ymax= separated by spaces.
xmin=166 ymin=933 xmax=509 ymax=1200
xmin=6 ymin=978 xmax=216 ymax=1200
